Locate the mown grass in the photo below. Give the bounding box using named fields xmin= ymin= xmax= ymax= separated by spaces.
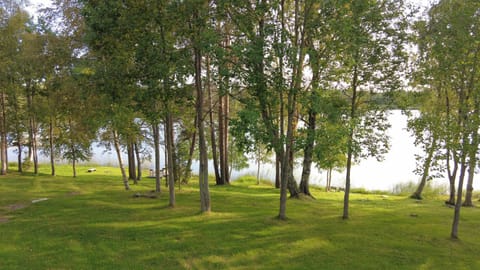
xmin=0 ymin=165 xmax=479 ymax=269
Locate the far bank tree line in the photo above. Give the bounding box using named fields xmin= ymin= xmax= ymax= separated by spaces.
xmin=0 ymin=0 xmax=478 ymax=239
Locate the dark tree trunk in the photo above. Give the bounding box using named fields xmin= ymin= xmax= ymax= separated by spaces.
xmin=206 ymin=55 xmax=222 ymax=185
xmin=451 ymin=153 xmax=468 ymax=239
xmin=326 ymin=168 xmax=332 ymax=192
xmin=17 ymin=139 xmax=22 ymax=173
xmin=445 ymin=149 xmax=458 ymax=205
xmin=299 ymin=110 xmax=316 ymax=197
xmin=256 ymin=154 xmax=261 ymax=185
xmin=49 ymin=117 xmax=56 ymax=176
xmin=463 ymin=126 xmax=478 ymax=207
xmin=410 ymin=137 xmax=437 ymax=200
xmin=343 ymin=64 xmax=358 ymax=220
xmin=194 ymin=27 xmax=210 ymax=213
xmin=127 ymin=141 xmax=136 ymax=182
xmin=134 ymin=143 xmax=142 ymax=181
xmin=451 ymin=88 xmax=470 ymax=239
xmin=26 ymin=87 xmax=38 ymax=175
xmin=275 ymin=154 xmax=281 ymax=188
xmin=219 ymin=93 xmax=230 ymax=184
xmin=183 ymin=118 xmax=196 ymax=184
xmin=166 ymin=112 xmax=176 ymax=207
xmin=152 ymin=123 xmax=161 ymax=193
xmin=444 ymin=91 xmax=457 ymax=205
xmin=164 ymin=123 xmax=168 ymax=187
xmin=0 ymin=90 xmax=7 ymax=175
xmin=287 ymin=146 xmax=299 ymax=198
xmin=31 ymin=117 xmax=38 ymax=175
xmin=71 ymin=145 xmax=77 ymax=178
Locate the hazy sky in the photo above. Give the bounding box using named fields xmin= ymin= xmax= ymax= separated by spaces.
xmin=25 ymin=0 xmax=434 ymax=17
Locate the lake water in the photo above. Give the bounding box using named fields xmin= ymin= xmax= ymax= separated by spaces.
xmin=11 ymin=110 xmax=476 ymax=192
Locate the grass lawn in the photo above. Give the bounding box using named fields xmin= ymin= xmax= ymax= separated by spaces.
xmin=1 ymin=164 xmax=479 ymax=269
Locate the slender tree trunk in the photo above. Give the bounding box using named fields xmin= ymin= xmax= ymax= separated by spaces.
xmin=445 ymin=92 xmax=457 ymax=205
xmin=411 ymin=137 xmax=437 ymax=200
xmin=166 ymin=112 xmax=176 ymax=207
xmin=152 ymin=123 xmax=161 ymax=193
xmin=446 ymin=160 xmax=457 ymax=205
xmin=256 ymin=150 xmax=261 ymax=185
xmin=164 ymin=123 xmax=168 ymax=187
xmin=343 ymin=64 xmax=358 ymax=220
xmin=451 ymin=89 xmax=470 ymax=239
xmin=218 ymin=92 xmax=225 ymax=184
xmin=326 ymin=168 xmax=332 ymax=192
xmin=127 ymin=141 xmax=136 ymax=181
xmin=219 ymin=21 xmax=231 ymax=185
xmin=113 ymin=130 xmax=130 ymax=190
xmin=183 ymin=119 xmax=196 ymax=183
xmin=49 ymin=117 xmax=56 ymax=176
xmin=451 ymin=152 xmax=468 ymax=239
xmin=463 ymin=145 xmax=477 ymax=207
xmin=275 ymin=154 xmax=281 ymax=188
xmin=194 ymin=30 xmax=210 ymax=213
xmin=206 ymin=55 xmax=221 ymax=185
xmin=31 ymin=117 xmax=38 ymax=175
xmin=0 ymin=90 xmax=7 ymax=175
xmin=299 ymin=110 xmax=316 ymax=197
xmin=219 ymin=92 xmax=230 ymax=184
xmin=17 ymin=138 xmax=22 ymax=173
xmin=134 ymin=142 xmax=142 ymax=181
xmin=72 ymin=144 xmax=77 ymax=178
xmin=463 ymin=106 xmax=479 ymax=206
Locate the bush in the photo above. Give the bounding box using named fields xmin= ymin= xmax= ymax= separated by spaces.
xmin=22 ymin=159 xmax=33 ymax=172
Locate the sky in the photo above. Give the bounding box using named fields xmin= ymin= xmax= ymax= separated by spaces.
xmin=25 ymin=0 xmax=434 ymax=16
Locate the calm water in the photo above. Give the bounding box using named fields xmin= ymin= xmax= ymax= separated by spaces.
xmin=12 ymin=110 xmax=476 ymax=192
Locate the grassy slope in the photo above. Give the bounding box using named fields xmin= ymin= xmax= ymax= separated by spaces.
xmin=0 ymin=165 xmax=479 ymax=270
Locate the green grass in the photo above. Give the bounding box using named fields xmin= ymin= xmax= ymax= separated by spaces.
xmin=1 ymin=165 xmax=480 ymax=269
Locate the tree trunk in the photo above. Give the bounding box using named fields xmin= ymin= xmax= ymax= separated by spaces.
xmin=326 ymin=168 xmax=332 ymax=192
xmin=72 ymin=145 xmax=77 ymax=178
xmin=287 ymin=147 xmax=299 ymax=198
xmin=256 ymin=151 xmax=261 ymax=185
xmin=220 ymin=21 xmax=231 ymax=185
xmin=218 ymin=92 xmax=225 ymax=185
xmin=113 ymin=130 xmax=130 ymax=190
xmin=445 ymin=141 xmax=458 ymax=206
xmin=194 ymin=33 xmax=210 ymax=213
xmin=451 ymin=153 xmax=468 ymax=239
xmin=445 ymin=91 xmax=457 ymax=205
xmin=410 ymin=137 xmax=437 ymax=200
xmin=183 ymin=119 xmax=196 ymax=184
xmin=450 ymin=87 xmax=470 ymax=239
xmin=166 ymin=112 xmax=176 ymax=207
xmin=206 ymin=55 xmax=222 ymax=185
xmin=219 ymin=93 xmax=230 ymax=185
xmin=17 ymin=139 xmax=22 ymax=173
xmin=0 ymin=90 xmax=7 ymax=175
xmin=164 ymin=123 xmax=168 ymax=187
xmin=463 ymin=120 xmax=479 ymax=206
xmin=127 ymin=141 xmax=136 ymax=181
xmin=152 ymin=123 xmax=161 ymax=193
xmin=31 ymin=117 xmax=39 ymax=175
xmin=275 ymin=154 xmax=281 ymax=188
xmin=462 ymin=148 xmax=476 ymax=207
xmin=343 ymin=64 xmax=358 ymax=220
xmin=49 ymin=117 xmax=56 ymax=176
xmin=299 ymin=110 xmax=316 ymax=197
xmin=134 ymin=142 xmax=142 ymax=181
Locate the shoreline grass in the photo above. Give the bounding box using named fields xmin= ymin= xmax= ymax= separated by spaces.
xmin=1 ymin=165 xmax=479 ymax=269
